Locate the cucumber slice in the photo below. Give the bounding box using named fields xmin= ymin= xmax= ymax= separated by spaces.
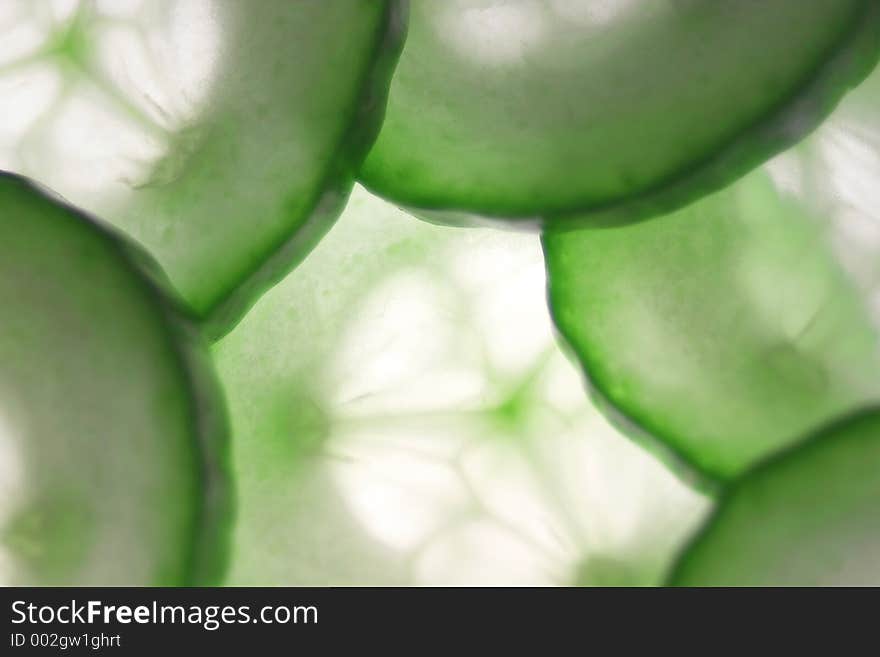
xmin=215 ymin=186 xmax=708 ymax=586
xmin=361 ymin=0 xmax=879 ymax=224
xmin=670 ymin=408 xmax=880 ymax=586
xmin=0 ymin=1 xmax=405 ymax=337
xmin=0 ymin=172 xmax=231 ymax=586
xmin=544 ymin=166 xmax=880 ymax=481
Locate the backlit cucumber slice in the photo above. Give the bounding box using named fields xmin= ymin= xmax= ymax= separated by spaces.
xmin=215 ymin=186 xmax=708 ymax=586
xmin=670 ymin=408 xmax=880 ymax=586
xmin=544 ymin=168 xmax=880 ymax=481
xmin=0 ymin=171 xmax=231 ymax=585
xmin=0 ymin=1 xmax=405 ymax=337
xmin=361 ymin=0 xmax=879 ymax=224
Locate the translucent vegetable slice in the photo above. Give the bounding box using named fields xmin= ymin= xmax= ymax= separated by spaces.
xmin=360 ymin=0 xmax=880 ymax=224
xmin=544 ymin=64 xmax=880 ymax=481
xmin=0 ymin=172 xmax=231 ymax=585
xmin=670 ymin=408 xmax=880 ymax=586
xmin=0 ymin=1 xmax=405 ymax=337
xmin=214 ymin=187 xmax=708 ymax=586
xmin=544 ymin=172 xmax=880 ymax=481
